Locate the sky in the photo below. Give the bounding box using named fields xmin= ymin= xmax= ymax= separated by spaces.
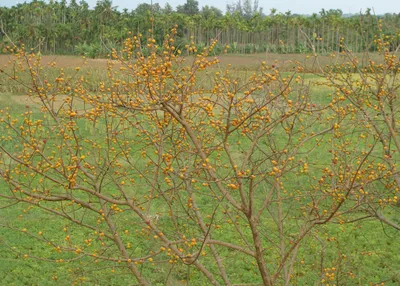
xmin=1 ymin=0 xmax=399 ymax=15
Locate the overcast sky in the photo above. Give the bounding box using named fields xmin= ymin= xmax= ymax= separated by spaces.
xmin=2 ymin=0 xmax=399 ymax=15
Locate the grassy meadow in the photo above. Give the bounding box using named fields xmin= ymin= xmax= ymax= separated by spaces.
xmin=0 ymin=52 xmax=400 ymax=285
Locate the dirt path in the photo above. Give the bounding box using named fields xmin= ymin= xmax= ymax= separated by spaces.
xmin=0 ymin=52 xmax=391 ymax=73
xmin=0 ymin=53 xmax=348 ymax=70
xmin=0 ymin=54 xmax=110 ymax=68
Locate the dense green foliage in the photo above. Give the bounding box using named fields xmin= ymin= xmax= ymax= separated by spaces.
xmin=1 ymin=0 xmax=400 ymax=57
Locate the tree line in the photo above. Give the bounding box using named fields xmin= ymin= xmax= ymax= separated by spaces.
xmin=0 ymin=0 xmax=399 ymax=57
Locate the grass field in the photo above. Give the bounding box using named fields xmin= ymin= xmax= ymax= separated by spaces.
xmin=1 ymin=52 xmax=400 ymax=285
xmin=0 ymin=52 xmax=395 ymax=94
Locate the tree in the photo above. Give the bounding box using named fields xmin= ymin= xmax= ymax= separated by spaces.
xmin=0 ymin=1 xmax=399 ymax=55
xmin=227 ymin=0 xmax=244 ymax=17
xmin=314 ymin=28 xmax=400 ymax=230
xmin=176 ymin=0 xmax=199 ymax=16
xmin=134 ymin=3 xmax=152 ymax=15
xmin=2 ymin=24 xmax=399 ymax=285
xmin=163 ymin=3 xmax=173 ymax=15
xmin=135 ymin=2 xmax=161 ymax=15
xmin=201 ymin=5 xmax=223 ymax=19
